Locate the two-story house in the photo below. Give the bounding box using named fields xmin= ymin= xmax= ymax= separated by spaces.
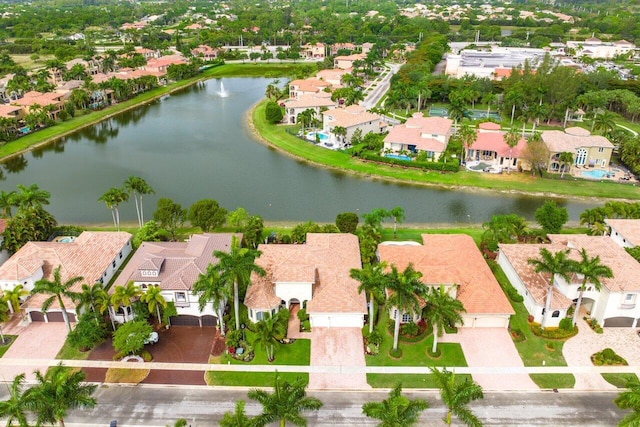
xmin=383 ymin=113 xmax=453 ymax=160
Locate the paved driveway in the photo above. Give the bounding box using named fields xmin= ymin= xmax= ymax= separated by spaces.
xmin=442 ymin=328 xmax=538 ymax=390
xmin=308 ymin=328 xmax=369 ymax=390
xmin=563 ymin=316 xmax=640 ymax=390
xmin=1 ymin=318 xmax=68 ymax=381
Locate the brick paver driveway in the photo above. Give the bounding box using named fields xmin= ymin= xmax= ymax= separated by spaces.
xmin=308 ymin=327 xmax=370 ymax=390
xmin=442 ymin=328 xmax=538 ymax=390
xmin=1 ymin=318 xmax=68 ymax=381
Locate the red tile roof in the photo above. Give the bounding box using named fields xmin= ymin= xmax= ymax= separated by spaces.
xmin=472 ymin=130 xmax=527 ymax=158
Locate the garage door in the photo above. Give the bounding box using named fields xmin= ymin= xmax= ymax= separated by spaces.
xmin=461 ymin=315 xmax=509 ymax=328
xmin=170 ymin=315 xmax=200 ymax=326
xmin=603 ymin=317 xmax=635 ymax=327
xmin=201 ymin=315 xmax=217 ymax=327
xmin=30 ymin=311 xmax=45 ymax=322
xmin=45 ymin=312 xmax=76 ymax=323
xmin=310 ymin=314 xmax=363 ymax=328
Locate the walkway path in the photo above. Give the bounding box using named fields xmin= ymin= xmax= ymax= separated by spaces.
xmin=441 ymin=328 xmax=538 ymax=391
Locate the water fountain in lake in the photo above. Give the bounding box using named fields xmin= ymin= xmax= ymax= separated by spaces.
xmin=218 ymin=80 xmax=229 ymax=98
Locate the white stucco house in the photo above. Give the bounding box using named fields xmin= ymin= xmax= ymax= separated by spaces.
xmin=383 ymin=113 xmax=453 ymax=160
xmin=0 ymin=231 xmax=132 ymax=323
xmin=498 ymin=234 xmax=640 ymax=328
xmin=111 ymin=233 xmax=239 ymax=326
xmin=321 ymin=105 xmax=386 ymax=147
xmin=606 ymin=219 xmax=640 ymax=249
xmin=378 ymin=234 xmax=514 ymax=328
xmin=244 ymin=233 xmax=367 ymax=328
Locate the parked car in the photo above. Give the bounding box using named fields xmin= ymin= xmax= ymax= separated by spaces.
xmin=144 ymin=331 xmax=159 ymax=345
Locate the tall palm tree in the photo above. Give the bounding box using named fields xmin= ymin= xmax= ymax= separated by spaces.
xmin=570 ymin=249 xmax=613 ymax=326
xmin=220 ymin=400 xmax=253 ymax=427
xmin=558 ymin=151 xmax=574 ymax=178
xmin=248 ymin=373 xmax=323 ymax=427
xmin=350 ymin=262 xmax=388 ymax=334
xmin=430 ymin=367 xmax=484 ymax=427
xmin=457 ymin=125 xmax=477 ymax=162
xmin=592 ymin=110 xmax=616 ymax=135
xmin=31 ymin=266 xmax=82 ymax=333
xmin=253 ymin=312 xmax=286 ymax=362
xmin=0 ymin=373 xmax=34 ymax=427
xmin=385 ymin=264 xmax=426 ymax=352
xmin=123 ymin=176 xmax=155 ymax=228
xmin=615 ymin=379 xmax=640 ymax=426
xmin=15 ymin=184 xmax=50 ymax=210
xmin=214 ymin=236 xmax=266 ymax=331
xmin=193 ymin=264 xmax=229 ymax=336
xmin=110 ymin=282 xmax=141 ymax=322
xmin=423 ymin=285 xmax=466 ymax=354
xmin=31 ymin=364 xmax=97 ymax=427
xmin=503 ymin=130 xmax=520 ymax=174
xmin=3 ymin=284 xmax=28 ymax=315
xmin=527 ymin=248 xmax=573 ymax=329
xmin=98 ymin=187 xmax=129 ymax=231
xmin=72 ymin=282 xmax=105 ymax=315
xmin=388 ymin=206 xmax=405 ymax=239
xmin=140 ymin=284 xmax=167 ymax=324
xmin=362 ymin=382 xmax=428 ymax=426
xmin=0 ymin=189 xmax=17 ymax=218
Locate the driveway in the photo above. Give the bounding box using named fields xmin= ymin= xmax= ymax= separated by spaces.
xmin=308 ymin=327 xmax=370 ymax=390
xmin=1 ymin=318 xmax=68 ymax=381
xmin=83 ymin=326 xmax=216 ymax=385
xmin=563 ymin=316 xmax=640 ymax=390
xmin=441 ymin=328 xmax=538 ymax=390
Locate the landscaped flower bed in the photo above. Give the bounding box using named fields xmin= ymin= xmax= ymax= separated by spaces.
xmin=386 ymin=319 xmax=430 ymax=342
xmin=592 ymin=348 xmax=628 ymax=366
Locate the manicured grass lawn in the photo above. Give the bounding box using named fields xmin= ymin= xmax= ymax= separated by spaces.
xmin=490 ymin=263 xmax=568 ymax=367
xmin=529 ymin=374 xmax=575 ymax=389
xmin=381 ymin=227 xmax=484 ymax=244
xmin=217 ymin=336 xmax=311 ymax=366
xmin=367 ymin=373 xmax=473 ymax=388
xmin=253 ymin=100 xmax=640 ymax=200
xmin=602 ymin=373 xmax=639 ymax=388
xmin=0 ymin=335 xmax=17 ymax=357
xmin=205 ymin=371 xmax=308 ymax=387
xmin=365 ymin=310 xmax=467 ymax=368
xmin=105 ymin=368 xmax=150 ymax=384
xmin=55 ymin=337 xmax=92 ymax=360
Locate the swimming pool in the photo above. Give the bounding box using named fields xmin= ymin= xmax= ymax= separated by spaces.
xmin=306 ymin=131 xmax=330 ymax=142
xmin=385 ymin=154 xmax=412 ymax=161
xmin=581 ymin=169 xmax=613 ymax=179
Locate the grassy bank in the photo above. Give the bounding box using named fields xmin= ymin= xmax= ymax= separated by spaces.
xmin=251 ymin=100 xmax=640 ymax=200
xmin=0 ymin=63 xmax=310 ymax=161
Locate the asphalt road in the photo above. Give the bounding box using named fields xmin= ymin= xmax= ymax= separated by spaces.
xmin=5 ymin=386 xmax=621 ymax=427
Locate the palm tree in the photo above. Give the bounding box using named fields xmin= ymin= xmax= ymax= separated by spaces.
xmin=193 ymin=264 xmax=229 ymax=336
xmin=72 ymin=282 xmax=105 ymax=315
xmin=0 ymin=190 xmax=17 ymax=218
xmin=123 ymin=176 xmax=155 ymax=228
xmin=527 ymin=248 xmax=573 ymax=329
xmin=15 ymin=184 xmax=50 ymax=210
xmin=458 ymin=125 xmax=477 ymax=162
xmin=385 ymin=264 xmax=426 ymax=352
xmin=296 ymin=109 xmax=316 ymax=133
xmin=570 ymin=249 xmax=613 ymax=326
xmin=350 ymin=262 xmax=388 ymax=334
xmin=0 ymin=298 xmax=9 ymax=344
xmin=0 ymin=373 xmax=34 ymax=427
xmin=362 ymin=382 xmax=428 ymax=426
xmin=31 ymin=364 xmax=97 ymax=427
xmin=220 ymin=400 xmax=253 ymax=427
xmin=423 ymin=285 xmax=466 ymax=354
xmin=615 ymin=378 xmax=640 ymax=426
xmin=503 ymin=130 xmax=520 ymax=174
xmin=331 ymin=126 xmax=347 ymax=147
xmin=214 ymin=236 xmax=266 ymax=331
xmin=3 ymin=284 xmax=28 ymax=315
xmin=482 ymin=93 xmax=497 ymax=118
xmin=140 ymin=284 xmax=167 ymax=324
xmin=248 ymin=373 xmax=323 ymax=427
xmin=558 ymin=151 xmax=574 ymax=178
xmin=592 ymin=110 xmax=616 ymax=135
xmin=31 ymin=266 xmax=82 ymax=332
xmin=110 ymin=281 xmax=141 ymax=322
xmin=430 ymin=367 xmax=484 ymax=426
xmin=253 ymin=312 xmax=286 ymax=362
xmin=388 ymin=207 xmax=405 ymax=239
xmin=98 ymin=187 xmax=129 ymax=231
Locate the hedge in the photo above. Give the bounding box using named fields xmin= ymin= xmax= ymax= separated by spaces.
xmin=358 ymin=152 xmax=460 ymax=172
xmin=530 ymin=323 xmax=579 ymax=339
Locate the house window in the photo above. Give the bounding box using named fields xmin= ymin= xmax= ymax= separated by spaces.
xmin=625 ymin=294 xmax=636 ymax=303
xmin=119 ymin=251 xmax=123 ymax=259
xmin=598 ymin=147 xmax=604 ymax=153
xmin=175 ymin=292 xmax=187 ymax=303
xmin=575 ymin=148 xmax=587 ymax=165
xmin=112 ymin=260 xmax=116 ymax=268
xmin=256 ymin=311 xmax=264 ymax=321
xmin=402 ymin=313 xmax=413 ymax=323
xmin=552 ymin=310 xmax=560 ymax=318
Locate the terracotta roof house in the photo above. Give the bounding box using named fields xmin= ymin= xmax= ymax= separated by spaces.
xmin=112 ymin=233 xmax=239 ymax=326
xmin=281 ymin=92 xmax=336 ymax=125
xmin=288 ymin=78 xmax=331 ymax=100
xmin=541 ymin=127 xmax=614 ymax=173
xmin=191 ymin=45 xmax=219 ymax=61
xmin=143 ymin=55 xmax=187 ymax=75
xmin=334 ymin=53 xmax=366 ymax=70
xmin=499 ymin=234 xmax=640 ymax=327
xmin=606 ymin=219 xmax=640 ymax=249
xmin=316 ymin=68 xmax=348 ymax=86
xmin=465 ymin=122 xmax=527 ymax=171
xmin=0 ymin=232 xmax=132 ymax=323
xmin=301 ymin=42 xmax=325 ymax=60
xmin=378 ymin=235 xmax=514 ymax=328
xmin=244 ymin=233 xmax=367 ymax=328
xmin=383 ymin=113 xmax=453 ymax=160
xmin=322 ymin=105 xmax=386 ymax=147
xmin=0 ymin=104 xmax=23 ymax=120
xmin=11 ymin=91 xmax=66 ymax=119
xmin=330 ymin=42 xmax=357 ymax=56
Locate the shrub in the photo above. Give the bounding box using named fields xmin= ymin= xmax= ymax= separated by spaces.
xmin=401 ymin=322 xmax=419 ymax=336
xmin=529 ymin=323 xmax=578 ymax=339
xmin=510 ymin=328 xmax=526 ymax=342
xmin=358 ymin=152 xmax=460 ymax=172
xmin=591 ymin=348 xmax=628 ymax=366
xmin=367 ymin=330 xmax=383 ymax=346
xmin=559 ymin=317 xmax=574 ymax=331
xmin=225 ymin=329 xmax=242 ymax=348
xmin=67 ymin=312 xmax=108 ymax=351
xmin=112 ymin=320 xmax=153 ymax=355
xmin=139 ymin=350 xmax=153 ymax=362
xmin=505 ymin=287 xmax=524 ymax=303
xmin=297 ymin=308 xmax=309 ymax=322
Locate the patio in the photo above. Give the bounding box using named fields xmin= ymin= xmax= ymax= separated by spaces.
xmin=569 ymin=164 xmax=638 ymax=183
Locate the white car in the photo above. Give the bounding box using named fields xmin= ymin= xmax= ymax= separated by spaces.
xmin=144 ymin=331 xmax=159 ymax=345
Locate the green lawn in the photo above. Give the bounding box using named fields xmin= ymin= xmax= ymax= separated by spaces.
xmin=253 ymin=100 xmax=640 ymax=200
xmin=529 ymin=374 xmax=575 ymax=389
xmin=0 ymin=335 xmax=17 ymax=357
xmin=217 ymin=335 xmax=311 ymax=366
xmin=365 ymin=309 xmax=467 ymax=368
xmin=490 ymin=263 xmax=568 ymax=367
xmin=367 ymin=373 xmax=473 ymax=388
xmin=602 ymin=373 xmax=639 ymax=388
xmin=205 ymin=370 xmax=308 ymax=387
xmin=55 ymin=337 xmax=93 ymax=360
xmin=381 ymin=227 xmax=484 ymax=244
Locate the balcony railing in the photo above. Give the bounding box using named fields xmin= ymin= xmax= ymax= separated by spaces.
xmin=620 ymin=303 xmax=636 ymax=310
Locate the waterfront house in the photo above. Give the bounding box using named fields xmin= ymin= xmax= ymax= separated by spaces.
xmin=606 ymin=219 xmax=640 ymax=248
xmin=541 ymin=127 xmax=614 ymax=173
xmin=281 ymin=92 xmax=336 ymax=125
xmin=288 ymin=78 xmax=331 ymax=100
xmin=321 ymin=105 xmax=386 ymax=147
xmin=465 ymin=122 xmax=527 ymax=170
xmin=382 ymin=113 xmax=453 ymax=160
xmin=334 ymin=53 xmax=366 ymax=70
